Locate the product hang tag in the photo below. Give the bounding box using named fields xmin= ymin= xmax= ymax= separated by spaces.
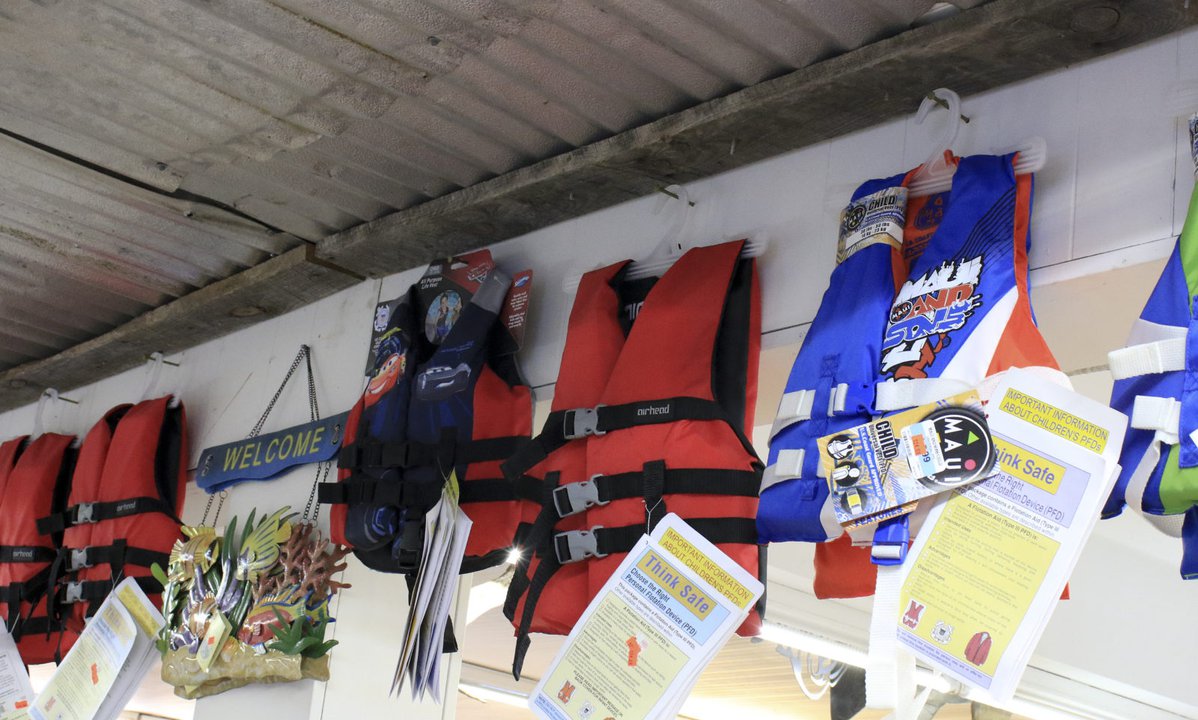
xmin=196 ymin=611 xmax=231 ymax=673
xmin=902 ymin=420 xmax=948 ymax=479
xmin=838 ymin=186 xmax=907 ymax=263
xmin=818 ymin=392 xmax=998 ymax=529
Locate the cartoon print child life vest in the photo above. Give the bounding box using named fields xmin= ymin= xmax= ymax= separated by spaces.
xmin=1105 ymin=122 xmax=1198 ymax=577
xmin=39 ymin=397 xmax=188 ymax=632
xmin=0 ymin=433 xmax=78 ymax=664
xmin=762 ymin=154 xmax=1065 ymax=599
xmin=321 ymin=268 xmax=532 ymax=575
xmin=758 ymin=168 xmax=924 ymax=546
xmin=500 ymin=241 xmax=762 ymax=679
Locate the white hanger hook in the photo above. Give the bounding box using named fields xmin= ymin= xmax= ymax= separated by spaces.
xmin=655 ymin=184 xmax=693 ymax=254
xmin=916 ymin=88 xmax=962 ymax=178
xmin=33 ymin=388 xmax=59 ymax=437
xmin=140 ymin=351 xmax=165 ymax=402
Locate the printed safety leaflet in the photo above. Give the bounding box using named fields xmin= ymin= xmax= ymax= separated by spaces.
xmin=529 ymin=514 xmax=763 ymax=720
xmin=0 ymin=622 xmax=34 ymax=720
xmin=893 ymin=369 xmax=1126 ymax=702
xmin=31 ymin=577 xmax=165 ymax=720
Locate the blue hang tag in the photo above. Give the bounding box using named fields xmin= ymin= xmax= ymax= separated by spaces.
xmin=195 ymin=412 xmax=350 ymax=493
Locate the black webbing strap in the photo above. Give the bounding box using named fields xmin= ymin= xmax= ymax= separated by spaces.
xmin=0 ymin=564 xmax=50 ymax=605
xmin=57 ymin=544 xmax=170 ymax=574
xmin=338 ymin=435 xmax=526 ymax=472
xmin=643 ymin=460 xmax=667 ymax=532
xmin=503 ymin=472 xmax=561 ymax=623
xmin=56 ymin=575 xmax=162 ymax=607
xmin=502 ymin=397 xmax=731 ymax=481
xmin=317 ymin=477 xmax=442 ymax=509
xmin=457 ymin=478 xmax=516 ymax=504
xmin=545 ymin=468 xmax=761 ymax=518
xmin=338 ymin=441 xmax=438 ymax=471
xmin=457 ymin=435 xmax=527 ymax=465
xmin=36 ymin=496 xmax=179 ymax=535
xmin=10 ymin=614 xmax=67 ymax=640
xmin=552 ymin=519 xmax=758 ymax=565
xmin=0 ymin=545 xmax=55 ymax=563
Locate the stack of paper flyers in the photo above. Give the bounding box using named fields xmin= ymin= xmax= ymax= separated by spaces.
xmin=817 ymin=391 xmax=998 ymax=531
xmin=894 ymin=369 xmax=1126 ymax=702
xmin=529 ymin=514 xmax=763 ymax=720
xmin=0 ymin=622 xmax=35 ymax=720
xmin=31 ymin=578 xmax=165 ymax=720
xmin=392 ymin=470 xmax=473 ymax=702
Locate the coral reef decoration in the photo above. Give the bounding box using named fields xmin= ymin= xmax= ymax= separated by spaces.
xmin=153 ymin=507 xmax=352 ymax=698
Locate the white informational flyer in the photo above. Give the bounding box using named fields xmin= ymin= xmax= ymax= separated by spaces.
xmin=0 ymin=622 xmax=35 ymax=720
xmin=31 ymin=577 xmax=165 ymax=720
xmin=894 ymin=369 xmax=1127 ymax=702
xmin=392 ymin=472 xmax=473 ymax=703
xmin=529 ymin=513 xmax=763 ymax=720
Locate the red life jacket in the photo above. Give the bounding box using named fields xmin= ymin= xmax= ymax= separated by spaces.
xmin=502 ymin=241 xmax=762 ymax=678
xmin=38 ymin=397 xmax=187 ymax=631
xmin=965 ymin=631 xmax=992 ymax=665
xmin=0 ymin=433 xmax=77 ymax=664
xmin=323 ymin=271 xmax=533 ymax=575
xmin=0 ymin=437 xmax=25 ymax=500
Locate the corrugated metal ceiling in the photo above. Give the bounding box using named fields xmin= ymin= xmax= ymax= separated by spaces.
xmin=0 ymin=0 xmax=986 ymax=373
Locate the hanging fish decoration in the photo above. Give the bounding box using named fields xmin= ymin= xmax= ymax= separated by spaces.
xmin=154 ymin=507 xmax=352 ymax=699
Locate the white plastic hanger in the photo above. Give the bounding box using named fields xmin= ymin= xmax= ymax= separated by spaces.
xmin=139 ymin=351 xmax=183 ymax=406
xmin=907 ymin=88 xmax=1047 ymax=198
xmin=561 ymin=184 xmax=768 ymax=293
xmin=32 ymin=388 xmax=77 ymax=438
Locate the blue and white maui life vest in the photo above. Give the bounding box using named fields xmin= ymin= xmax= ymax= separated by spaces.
xmin=760 ymin=153 xmax=1066 ymax=598
xmin=1106 ymin=116 xmax=1198 ymax=578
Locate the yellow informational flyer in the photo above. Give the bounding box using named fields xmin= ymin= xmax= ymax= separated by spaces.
xmin=0 ymin=622 xmax=34 ymax=720
xmin=529 ymin=514 xmax=763 ymax=720
xmin=32 ymin=601 xmax=136 ymax=720
xmin=894 ymin=369 xmax=1126 ymax=702
xmin=31 ymin=578 xmax=165 ymax=720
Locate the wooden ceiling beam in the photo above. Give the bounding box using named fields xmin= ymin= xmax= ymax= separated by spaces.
xmin=0 ymin=0 xmax=1192 ymax=411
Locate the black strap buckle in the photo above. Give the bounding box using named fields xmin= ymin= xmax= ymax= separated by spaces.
xmin=551 ymin=476 xmax=607 ymax=518
xmin=563 ymin=406 xmax=606 ymax=441
xmin=553 ymin=527 xmax=606 ymax=564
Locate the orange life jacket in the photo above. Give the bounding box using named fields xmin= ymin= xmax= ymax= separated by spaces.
xmin=38 ymin=397 xmax=187 ymax=631
xmin=0 ymin=433 xmax=77 ymax=663
xmin=502 ymin=241 xmax=762 ymax=678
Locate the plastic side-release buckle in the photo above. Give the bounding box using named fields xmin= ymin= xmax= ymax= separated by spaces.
xmin=69 ymin=548 xmax=92 ymax=571
xmin=554 ymin=527 xmax=606 ymax=564
xmin=73 ymin=503 xmax=97 ymax=525
xmin=563 ymin=406 xmax=606 ymax=441
xmin=63 ymin=581 xmax=84 ymax=604
xmin=552 ymin=476 xmax=608 ymax=518
xmin=871 ymin=516 xmax=909 ymax=566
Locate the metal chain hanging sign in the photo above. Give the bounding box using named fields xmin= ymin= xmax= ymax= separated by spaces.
xmin=195 ymin=346 xmax=348 ymax=498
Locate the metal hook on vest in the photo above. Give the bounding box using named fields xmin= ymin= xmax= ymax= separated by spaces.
xmin=33 ymin=388 xmax=77 ymax=437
